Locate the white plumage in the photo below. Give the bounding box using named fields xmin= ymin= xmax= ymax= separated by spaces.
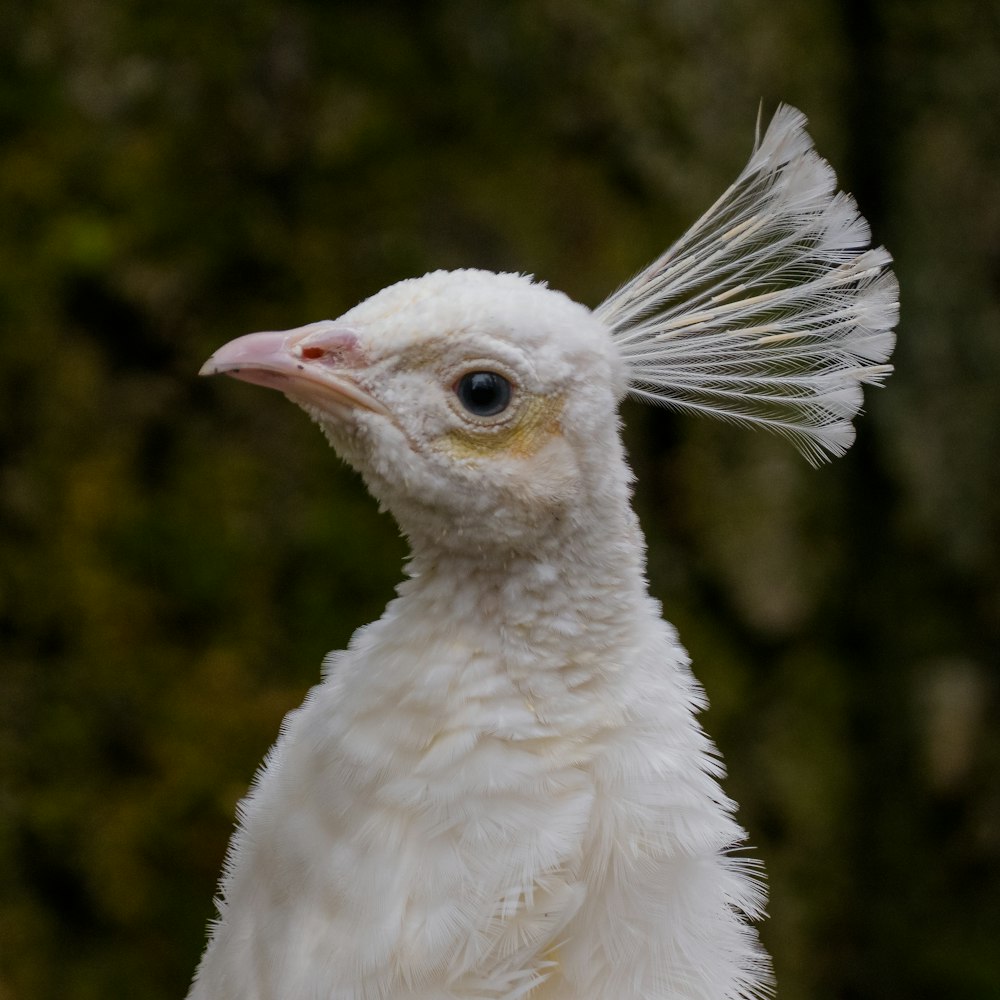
xmin=190 ymin=106 xmax=897 ymax=1000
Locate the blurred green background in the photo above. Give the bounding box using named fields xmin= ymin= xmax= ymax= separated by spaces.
xmin=1 ymin=1 xmax=998 ymax=997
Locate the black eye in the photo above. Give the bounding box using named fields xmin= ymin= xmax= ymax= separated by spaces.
xmin=455 ymin=371 xmax=512 ymax=417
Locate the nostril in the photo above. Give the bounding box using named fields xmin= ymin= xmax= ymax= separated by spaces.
xmin=295 ymin=328 xmax=363 ymax=366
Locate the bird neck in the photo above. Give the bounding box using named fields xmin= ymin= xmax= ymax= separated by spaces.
xmin=378 ymin=473 xmax=656 ymax=728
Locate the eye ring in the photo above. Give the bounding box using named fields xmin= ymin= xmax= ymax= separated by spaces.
xmin=454 ymin=370 xmax=513 ymax=418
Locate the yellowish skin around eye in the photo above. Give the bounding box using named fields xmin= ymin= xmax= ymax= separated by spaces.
xmin=443 ymin=393 xmax=565 ymax=460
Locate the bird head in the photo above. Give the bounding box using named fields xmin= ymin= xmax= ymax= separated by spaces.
xmin=204 ymin=109 xmax=900 ymax=553
xmin=202 ymin=270 xmax=629 ymax=553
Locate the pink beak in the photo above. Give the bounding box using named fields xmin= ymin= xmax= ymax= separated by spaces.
xmin=200 ymin=322 xmax=389 ymax=416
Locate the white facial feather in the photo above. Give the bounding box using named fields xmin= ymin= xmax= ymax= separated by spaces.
xmin=191 ymin=106 xmax=896 ymax=1000
xmin=280 ymin=271 xmax=625 ymax=552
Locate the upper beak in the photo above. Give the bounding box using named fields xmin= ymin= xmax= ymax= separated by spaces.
xmin=199 ymin=322 xmax=390 ymax=417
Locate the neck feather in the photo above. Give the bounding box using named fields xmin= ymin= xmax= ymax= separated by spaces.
xmin=344 ymin=465 xmax=658 ymax=741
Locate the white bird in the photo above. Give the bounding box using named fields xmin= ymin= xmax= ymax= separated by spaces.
xmin=189 ymin=105 xmax=897 ymax=1000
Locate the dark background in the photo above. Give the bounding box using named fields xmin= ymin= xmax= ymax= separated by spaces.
xmin=2 ymin=1 xmax=998 ymax=998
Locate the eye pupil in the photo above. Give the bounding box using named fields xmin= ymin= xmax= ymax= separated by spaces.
xmin=456 ymin=371 xmax=512 ymax=417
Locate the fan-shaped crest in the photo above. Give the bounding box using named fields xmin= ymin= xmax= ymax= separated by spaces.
xmin=597 ymin=105 xmax=898 ymax=464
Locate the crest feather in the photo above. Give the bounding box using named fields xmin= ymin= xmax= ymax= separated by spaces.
xmin=596 ymin=104 xmax=899 ymax=464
